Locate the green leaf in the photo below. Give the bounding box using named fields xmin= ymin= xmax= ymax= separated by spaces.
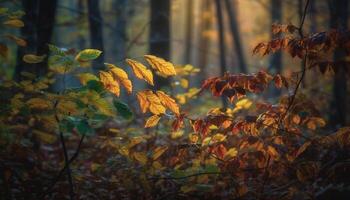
xmin=113 ymin=100 xmax=133 ymax=120
xmin=75 ymin=49 xmax=102 ymax=62
xmin=48 ymin=44 xmax=66 ymax=56
xmin=76 ymin=119 xmax=94 ymax=136
xmin=86 ymin=80 xmax=104 ymax=93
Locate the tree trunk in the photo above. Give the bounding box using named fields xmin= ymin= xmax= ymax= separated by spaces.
xmin=224 ymin=0 xmax=247 ymax=73
xmin=197 ymin=0 xmax=211 ymax=81
xmin=149 ymin=0 xmax=170 ymax=89
xmin=36 ymin=0 xmax=58 ymax=75
xmin=184 ymin=0 xmax=193 ymax=64
xmin=214 ymin=0 xmax=228 ymax=108
xmin=269 ymin=0 xmax=282 ymax=97
xmin=328 ymin=0 xmax=348 ymax=128
xmin=14 ymin=0 xmax=57 ymax=81
xmin=113 ymin=0 xmax=127 ymax=62
xmin=87 ymin=0 xmax=105 ymax=73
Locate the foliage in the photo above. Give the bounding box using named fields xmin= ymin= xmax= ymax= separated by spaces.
xmin=1 ymin=5 xmax=350 ymax=200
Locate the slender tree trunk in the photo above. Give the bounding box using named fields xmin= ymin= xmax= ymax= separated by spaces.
xmin=77 ymin=0 xmax=86 ymax=50
xmin=14 ymin=0 xmax=57 ymax=80
xmin=184 ymin=0 xmax=193 ymax=64
xmin=14 ymin=0 xmax=38 ymax=81
xmin=214 ymin=0 xmax=228 ymax=108
xmin=87 ymin=0 xmax=105 ymax=73
xmin=149 ymin=0 xmax=170 ymax=88
xmin=197 ymin=0 xmax=211 ymax=81
xmin=269 ymin=0 xmax=282 ymax=96
xmin=328 ymin=0 xmax=348 ymax=128
xmin=224 ymin=0 xmax=247 ymax=73
xmin=113 ymin=0 xmax=127 ymax=62
xmin=36 ymin=0 xmax=57 ymax=75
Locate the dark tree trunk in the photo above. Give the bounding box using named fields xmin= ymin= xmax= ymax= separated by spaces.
xmin=149 ymin=0 xmax=170 ymax=89
xmin=14 ymin=0 xmax=38 ymax=81
xmin=197 ymin=0 xmax=211 ymax=81
xmin=214 ymin=0 xmax=228 ymax=108
xmin=184 ymin=0 xmax=193 ymax=64
xmin=224 ymin=0 xmax=247 ymax=73
xmin=113 ymin=0 xmax=127 ymax=62
xmin=87 ymin=0 xmax=105 ymax=73
xmin=36 ymin=0 xmax=58 ymax=76
xmin=269 ymin=0 xmax=282 ymax=97
xmin=14 ymin=0 xmax=57 ymax=81
xmin=328 ymin=0 xmax=348 ymax=128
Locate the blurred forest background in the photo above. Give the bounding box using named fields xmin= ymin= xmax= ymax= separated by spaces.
xmin=1 ymin=0 xmax=349 ymax=127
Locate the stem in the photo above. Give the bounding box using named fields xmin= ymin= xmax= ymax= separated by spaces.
xmin=59 ymin=130 xmax=75 ymax=200
xmin=40 ymin=134 xmax=85 ymax=199
xmin=278 ymin=0 xmax=310 ymax=126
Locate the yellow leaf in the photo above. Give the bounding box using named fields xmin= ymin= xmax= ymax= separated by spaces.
xmin=212 ymin=133 xmax=226 ymax=142
xmin=57 ymin=100 xmax=78 ymax=115
xmin=236 ymin=98 xmax=253 ymax=109
xmin=126 ymin=59 xmax=154 ymax=85
xmin=32 ymin=130 xmax=56 ymax=144
xmin=27 ymin=98 xmax=53 ymax=110
xmin=106 ymin=63 xmax=133 ymax=94
xmin=136 ymin=91 xmax=150 ymax=113
xmin=171 ymin=130 xmax=184 ymax=139
xmin=156 ymin=91 xmax=180 ymax=115
xmin=23 ymin=54 xmax=46 ymax=64
xmin=75 ymin=49 xmax=102 ymax=62
xmin=189 ymin=133 xmax=199 ymax=143
xmin=136 ymin=90 xmax=166 ymax=115
xmin=225 ymin=148 xmax=238 ymax=159
xmin=180 ymin=78 xmax=189 ymax=88
xmin=99 ymin=71 xmax=120 ymax=96
xmin=144 ymin=55 xmax=176 ymax=77
xmin=152 ymin=146 xmax=168 ymax=160
xmin=145 ymin=115 xmax=161 ymax=128
xmin=133 ymin=152 xmax=148 ymax=165
xmin=118 ymin=146 xmax=129 ymax=156
xmin=152 ymin=161 xmax=163 ymax=169
xmin=202 ymin=137 xmax=212 ymax=146
xmin=3 ymin=19 xmax=24 ymax=28
xmin=128 ymin=136 xmax=145 ymax=148
xmin=76 ymin=73 xmax=98 ymax=85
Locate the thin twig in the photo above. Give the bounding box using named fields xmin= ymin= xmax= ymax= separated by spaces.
xmin=40 ymin=134 xmax=85 ymax=199
xmin=278 ymin=0 xmax=310 ymax=127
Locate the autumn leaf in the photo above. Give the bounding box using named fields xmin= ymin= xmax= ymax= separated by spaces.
xmin=224 ymin=148 xmax=238 ymax=159
xmin=32 ymin=130 xmax=56 ymax=144
xmin=152 ymin=146 xmax=168 ymax=160
xmin=145 ymin=115 xmax=161 ymax=128
xmin=133 ymin=152 xmax=148 ymax=165
xmin=75 ymin=49 xmax=102 ymax=62
xmin=3 ymin=19 xmax=24 ymax=28
xmin=126 ymin=59 xmax=154 ymax=85
xmin=156 ymin=91 xmax=180 ymax=115
xmin=5 ymin=35 xmax=27 ymax=46
xmin=27 ymin=98 xmax=53 ymax=110
xmin=23 ymin=54 xmax=46 ymax=63
xmin=136 ymin=91 xmax=150 ymax=113
xmin=144 ymin=55 xmax=176 ymax=77
xmin=273 ymin=74 xmax=283 ymax=88
xmin=99 ymin=71 xmax=120 ymax=96
xmin=106 ymin=63 xmax=132 ymax=94
xmin=137 ymin=90 xmax=166 ymax=115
